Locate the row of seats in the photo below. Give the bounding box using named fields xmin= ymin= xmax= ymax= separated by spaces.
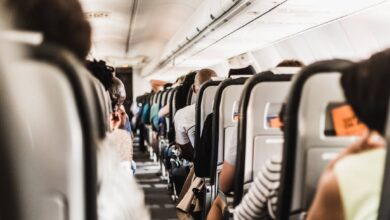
xmin=193 ymin=67 xmax=298 ymax=218
xmin=135 ymin=58 xmax=390 ymax=220
xmin=192 ymin=63 xmax=357 ymax=218
xmin=0 ymin=42 xmax=113 ymax=220
xmin=135 ymin=72 xmax=196 ymax=200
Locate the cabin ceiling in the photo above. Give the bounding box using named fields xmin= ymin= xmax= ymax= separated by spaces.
xmin=81 ymin=0 xmax=204 ymax=68
xmin=81 ymin=0 xmax=388 ymax=79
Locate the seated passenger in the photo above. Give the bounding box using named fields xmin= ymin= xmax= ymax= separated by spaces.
xmin=207 ymin=60 xmax=304 ymax=220
xmin=87 ymin=60 xmax=135 ymax=172
xmin=174 ymin=68 xmax=217 ymax=161
xmin=174 ymin=69 xmax=216 ymax=218
xmin=307 ymin=49 xmax=390 ymax=220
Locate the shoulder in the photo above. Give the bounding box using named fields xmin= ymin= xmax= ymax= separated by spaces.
xmin=174 ymin=104 xmax=195 ymax=121
xmin=307 ymin=168 xmax=343 ymax=220
xmin=335 ymin=148 xmax=385 ymax=174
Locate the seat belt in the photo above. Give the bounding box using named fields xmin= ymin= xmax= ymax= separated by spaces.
xmin=378 ymin=104 xmax=390 ymax=220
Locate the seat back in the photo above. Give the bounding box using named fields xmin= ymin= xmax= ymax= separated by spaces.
xmin=233 ymin=72 xmax=293 ymax=205
xmin=0 ymin=46 xmax=28 ymax=220
xmin=175 ymin=72 xmax=196 ymax=112
xmin=91 ymin=77 xmax=111 ymax=134
xmin=168 ymin=89 xmax=178 ymax=142
xmin=163 ymin=89 xmax=173 ymax=134
xmin=152 ymin=91 xmax=159 ymax=104
xmin=277 ymin=60 xmax=357 ymax=219
xmin=194 ymin=80 xmax=221 ymax=176
xmin=161 ymin=89 xmax=169 ymax=107
xmin=210 ymin=78 xmax=248 ymax=184
xmin=187 ymin=86 xmax=195 ymax=105
xmin=2 ymin=43 xmax=102 ymax=220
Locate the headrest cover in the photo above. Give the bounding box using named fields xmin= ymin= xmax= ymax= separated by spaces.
xmin=228 ymin=65 xmax=256 ymax=77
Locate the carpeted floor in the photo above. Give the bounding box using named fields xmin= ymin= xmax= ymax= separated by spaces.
xmin=134 ymin=139 xmax=178 ymax=220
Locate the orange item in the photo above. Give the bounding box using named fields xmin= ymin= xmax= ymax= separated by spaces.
xmin=270 ymin=117 xmax=283 ymax=128
xmin=150 ymin=80 xmax=167 ymax=92
xmin=331 ymin=105 xmax=368 ymax=136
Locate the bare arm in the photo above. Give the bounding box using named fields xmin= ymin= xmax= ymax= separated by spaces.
xmin=307 ymin=169 xmax=344 ymax=220
xmin=219 ymin=160 xmax=235 ymax=194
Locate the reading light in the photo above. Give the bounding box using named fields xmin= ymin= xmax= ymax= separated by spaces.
xmin=85 ymin=11 xmax=112 ymax=19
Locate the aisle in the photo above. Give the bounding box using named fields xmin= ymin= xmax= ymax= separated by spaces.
xmin=133 ymin=140 xmax=178 ymax=220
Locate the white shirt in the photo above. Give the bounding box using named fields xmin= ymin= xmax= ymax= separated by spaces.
xmin=98 ymin=139 xmax=150 ymax=220
xmin=174 ymin=104 xmax=196 ymax=147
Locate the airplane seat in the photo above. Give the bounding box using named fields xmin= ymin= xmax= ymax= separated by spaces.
xmin=378 ymin=97 xmax=390 ymax=220
xmin=194 ymin=79 xmax=222 ymax=177
xmin=0 ymin=50 xmax=31 ymax=220
xmin=144 ymin=94 xmax=153 ymax=150
xmin=192 ymin=79 xmax=221 ymax=219
xmin=174 ymin=71 xmax=196 ymax=113
xmin=186 ymin=86 xmax=195 ymax=105
xmin=161 ymin=89 xmax=168 ymax=107
xmin=32 ymin=43 xmax=101 ymax=220
xmin=90 ymin=76 xmax=111 ymax=134
xmin=162 ymin=89 xmax=173 ymax=136
xmin=210 ymin=77 xmax=248 ymax=181
xmin=232 ymin=72 xmax=293 ymax=209
xmin=2 ymin=43 xmax=103 ymax=220
xmin=204 ymin=77 xmax=248 ymax=216
xmin=277 ymin=60 xmax=356 ymax=220
xmin=168 ymin=89 xmax=178 ymax=143
xmin=157 ymin=89 xmax=169 ymax=137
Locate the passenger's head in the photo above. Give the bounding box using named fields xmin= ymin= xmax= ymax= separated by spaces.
xmin=193 ymin=68 xmax=217 ymax=93
xmin=164 ymin=83 xmax=173 ymax=89
xmin=276 ymin=60 xmax=305 ymax=67
xmin=86 ymin=60 xmax=114 ymax=91
xmin=341 ymin=49 xmax=390 ymax=135
xmin=109 ymin=77 xmax=126 ymax=112
xmin=5 ymin=0 xmax=92 ymax=60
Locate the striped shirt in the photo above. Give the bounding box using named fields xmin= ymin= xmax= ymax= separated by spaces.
xmin=234 ymin=155 xmax=282 ymax=220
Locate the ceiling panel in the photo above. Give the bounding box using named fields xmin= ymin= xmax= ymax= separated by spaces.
xmin=81 ymin=0 xmax=204 ymax=68
xmin=81 ymin=0 xmax=131 ymax=59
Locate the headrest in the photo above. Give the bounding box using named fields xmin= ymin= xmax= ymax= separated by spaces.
xmin=228 ymin=65 xmax=256 ymax=77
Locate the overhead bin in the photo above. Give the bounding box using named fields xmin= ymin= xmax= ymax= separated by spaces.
xmin=159 ymin=0 xmax=261 ymax=69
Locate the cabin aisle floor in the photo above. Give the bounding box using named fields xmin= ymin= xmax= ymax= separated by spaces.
xmin=133 ymin=139 xmax=178 ymax=220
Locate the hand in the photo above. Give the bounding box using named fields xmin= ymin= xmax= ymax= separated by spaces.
xmin=110 ymin=108 xmax=127 ymax=130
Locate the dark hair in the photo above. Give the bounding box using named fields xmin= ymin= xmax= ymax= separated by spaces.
xmin=86 ymin=60 xmax=114 ymax=91
xmin=164 ymin=83 xmax=173 ymax=89
xmin=6 ymin=0 xmax=92 ymax=60
xmin=341 ymin=49 xmax=390 ymax=135
xmin=276 ymin=60 xmax=305 ymax=67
